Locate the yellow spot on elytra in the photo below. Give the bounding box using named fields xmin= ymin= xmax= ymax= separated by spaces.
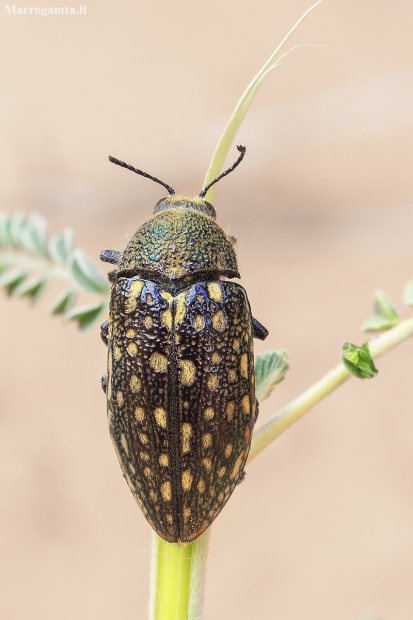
xmin=125 ymin=297 xmax=137 ymax=314
xmin=193 ymin=314 xmax=205 ymax=331
xmin=107 ymin=408 xmax=113 ymax=425
xmin=126 ymin=329 xmax=136 ymax=338
xmin=202 ymin=458 xmax=212 ymax=471
xmin=129 ymin=462 xmax=136 ymax=474
xmin=161 ymin=481 xmax=172 ymax=501
xmin=116 ymin=391 xmax=124 ymax=407
xmin=225 ymin=444 xmax=233 ymax=458
xmin=143 ymin=467 xmax=152 ymax=477
xmin=183 ymin=507 xmax=191 ymax=522
xmin=130 ymin=280 xmax=144 ymax=297
xmin=226 ymin=401 xmax=235 ymax=421
xmin=202 ymin=433 xmax=212 ymax=449
xmin=175 ymin=292 xmax=187 ymax=324
xmin=146 ymin=293 xmax=153 ymax=304
xmin=209 ymin=488 xmax=215 ymax=498
xmin=140 ymin=451 xmax=149 ymax=461
xmin=218 ymin=492 xmax=224 ymax=503
xmin=211 ymin=352 xmax=221 ymax=364
xmin=160 ymin=291 xmax=173 ymax=303
xmin=245 ymin=427 xmax=251 ymax=442
xmin=161 ymin=309 xmax=172 ymax=330
xmin=211 ymin=309 xmax=226 ymax=332
xmin=204 ymin=407 xmax=214 ymax=420
xmin=231 ymin=452 xmax=245 ymax=479
xmin=130 ymin=375 xmax=141 ymax=393
xmin=127 ymin=342 xmax=138 ymax=356
xmin=240 ymin=353 xmax=249 ymax=379
xmin=181 ymin=423 xmax=192 ymax=454
xmin=198 ymin=479 xmax=206 ymax=493
xmin=120 ymin=434 xmax=129 ymax=455
xmin=232 ymin=339 xmax=240 ymax=352
xmin=166 ymin=513 xmax=173 ymax=524
xmin=183 ymin=401 xmax=189 ymax=409
xmin=228 ymin=369 xmax=237 ymax=383
xmin=159 ymin=453 xmax=169 ymax=467
xmin=207 ymin=374 xmax=219 ymax=390
xmin=154 ymin=407 xmax=167 ymax=428
xmin=207 ymin=282 xmax=223 ymax=303
xmin=149 ymin=352 xmax=168 ymax=372
xmin=138 ymin=432 xmax=148 ymax=445
xmin=218 ymin=466 xmax=226 ymax=478
xmin=107 ymin=354 xmax=112 ymax=399
xmin=144 ymin=315 xmax=153 ymax=329
xmin=114 ymin=346 xmax=122 ymax=361
xmin=149 ymin=490 xmax=157 ymax=502
xmin=182 ymin=469 xmax=193 ymax=491
xmin=179 ymin=359 xmax=197 ymax=386
xmin=242 ymin=395 xmax=251 ymax=415
xmin=135 ymin=407 xmax=145 ymax=423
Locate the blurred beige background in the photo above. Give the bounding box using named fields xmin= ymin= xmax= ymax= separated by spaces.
xmin=1 ymin=1 xmax=413 ymax=618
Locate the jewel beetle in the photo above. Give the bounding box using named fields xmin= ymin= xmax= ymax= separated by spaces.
xmin=100 ymin=146 xmax=268 ymax=543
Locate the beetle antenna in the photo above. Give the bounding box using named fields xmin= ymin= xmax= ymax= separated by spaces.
xmin=109 ymin=156 xmax=175 ymax=195
xmin=199 ymin=145 xmax=246 ymax=199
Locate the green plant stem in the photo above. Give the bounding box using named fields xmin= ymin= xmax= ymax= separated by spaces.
xmin=202 ymin=0 xmax=322 ymax=203
xmin=248 ymin=315 xmax=413 ymax=463
xmin=149 ymin=530 xmax=210 ymax=620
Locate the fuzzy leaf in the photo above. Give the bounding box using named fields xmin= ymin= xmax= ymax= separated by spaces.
xmin=27 ymin=213 xmax=49 ymax=258
xmin=14 ymin=275 xmax=48 ymax=303
xmin=50 ymin=288 xmax=77 ymax=315
xmin=362 ymin=290 xmax=400 ymax=332
xmin=255 ymin=350 xmax=290 ymax=401
xmin=66 ymin=300 xmax=106 ymax=330
xmin=68 ymin=248 xmax=109 ymax=294
xmin=48 ymin=228 xmax=75 ymax=264
xmin=403 ymin=279 xmax=413 ymax=307
xmin=342 ymin=342 xmax=378 ymax=379
xmin=0 ymin=268 xmax=28 ymax=295
xmin=8 ymin=212 xmax=26 ymax=249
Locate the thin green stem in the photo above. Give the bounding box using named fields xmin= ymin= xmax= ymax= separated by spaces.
xmin=248 ymin=315 xmax=413 ymax=463
xmin=149 ymin=531 xmax=210 ymax=620
xmin=202 ymin=0 xmax=322 ymax=203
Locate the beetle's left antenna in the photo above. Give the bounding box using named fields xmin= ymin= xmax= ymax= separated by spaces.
xmin=199 ymin=145 xmax=246 ymax=199
xmin=109 ymin=156 xmax=175 ymax=196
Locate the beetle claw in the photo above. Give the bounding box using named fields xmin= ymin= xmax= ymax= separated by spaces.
xmin=252 ymin=317 xmax=269 ymax=340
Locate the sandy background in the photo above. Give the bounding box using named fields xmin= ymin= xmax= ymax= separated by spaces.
xmin=1 ymin=1 xmax=413 ymax=619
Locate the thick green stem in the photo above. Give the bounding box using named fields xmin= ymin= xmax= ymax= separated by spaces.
xmin=149 ymin=530 xmax=210 ymax=620
xmin=248 ymin=315 xmax=413 ymax=463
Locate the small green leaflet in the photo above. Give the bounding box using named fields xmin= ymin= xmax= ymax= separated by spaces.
xmin=254 ymin=350 xmax=289 ymax=401
xmin=342 ymin=342 xmax=378 ymax=379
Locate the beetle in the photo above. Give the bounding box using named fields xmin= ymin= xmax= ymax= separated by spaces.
xmin=100 ymin=145 xmax=268 ymax=543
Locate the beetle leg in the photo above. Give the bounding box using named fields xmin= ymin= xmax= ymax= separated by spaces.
xmin=100 ymin=249 xmax=122 ymax=265
xmin=252 ymin=317 xmax=269 ymax=340
xmin=100 ymin=320 xmax=109 ymax=346
xmin=101 ymin=373 xmax=108 ymax=393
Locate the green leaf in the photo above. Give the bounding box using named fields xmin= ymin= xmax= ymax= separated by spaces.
xmin=50 ymin=288 xmax=77 ymax=315
xmin=342 ymin=342 xmax=378 ymax=379
xmin=27 ymin=213 xmax=50 ymax=258
xmin=255 ymin=349 xmax=290 ymax=401
xmin=14 ymin=275 xmax=48 ymax=303
xmin=65 ymin=300 xmax=106 ymax=330
xmin=8 ymin=211 xmax=26 ymax=249
xmin=362 ymin=290 xmax=400 ymax=332
xmin=68 ymin=248 xmax=109 ymax=294
xmin=403 ymin=279 xmax=413 ymax=307
xmin=0 ymin=213 xmax=10 ymax=248
xmin=48 ymin=228 xmax=75 ymax=264
xmin=0 ymin=268 xmax=28 ymax=295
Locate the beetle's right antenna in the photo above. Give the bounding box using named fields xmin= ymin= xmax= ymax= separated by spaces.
xmin=109 ymin=156 xmax=175 ymax=195
xmin=199 ymin=145 xmax=246 ymax=199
